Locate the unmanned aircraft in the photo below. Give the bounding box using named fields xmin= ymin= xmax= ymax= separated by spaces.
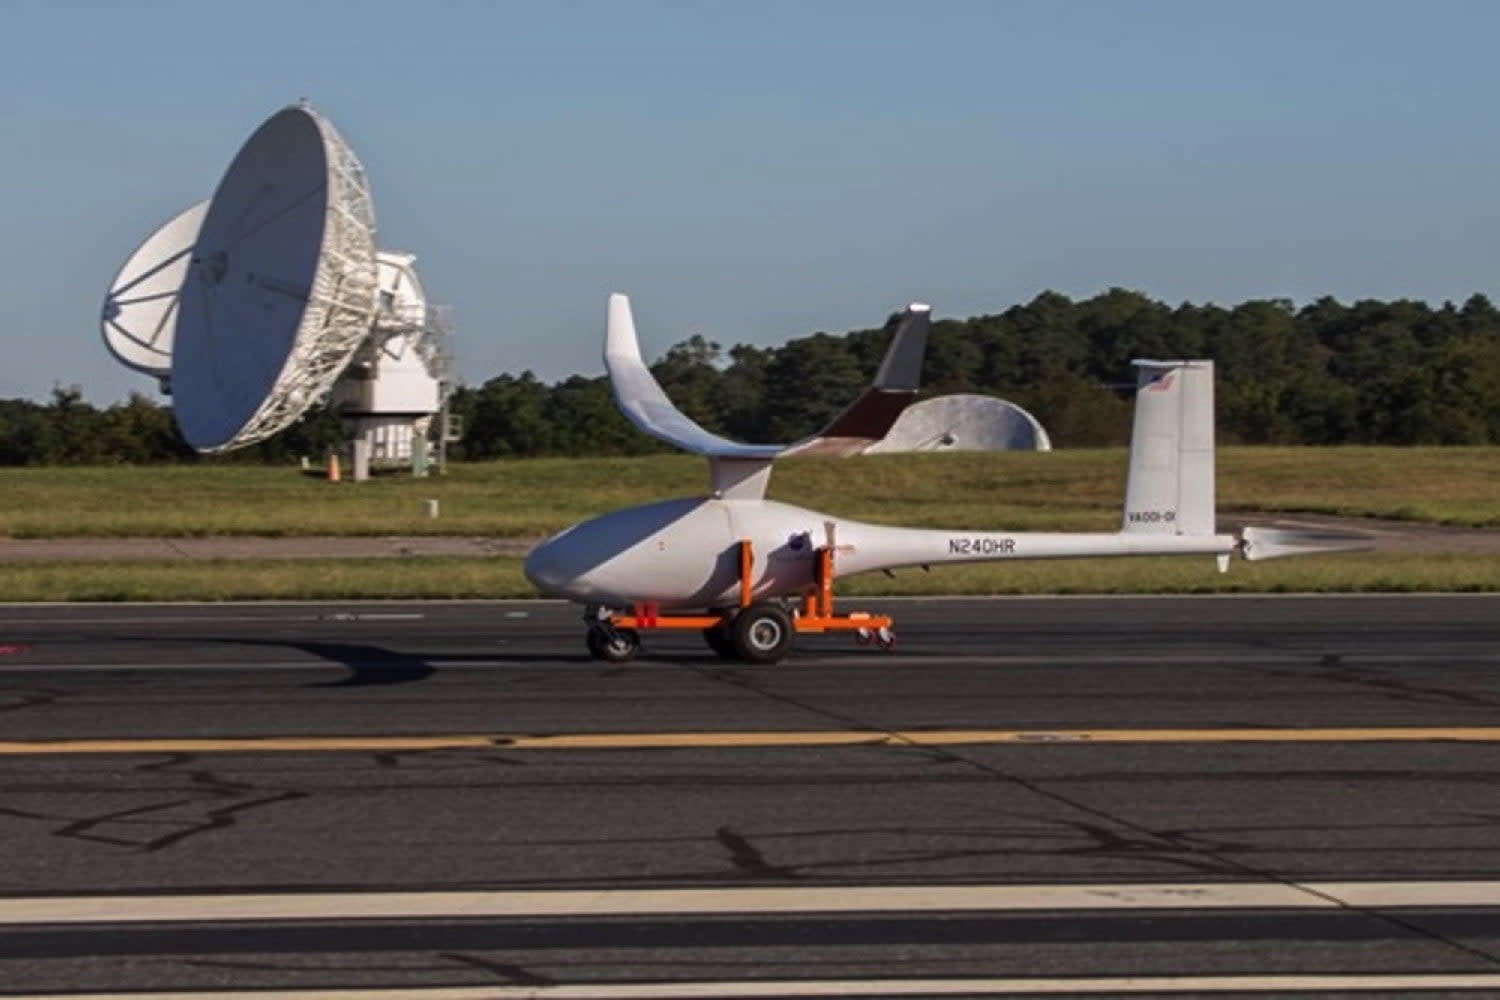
xmin=524 ymin=295 xmax=1340 ymax=663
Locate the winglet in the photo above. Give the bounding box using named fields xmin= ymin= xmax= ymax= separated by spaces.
xmin=604 ymin=294 xmax=782 ymax=462
xmin=605 ymin=292 xmax=644 ymax=370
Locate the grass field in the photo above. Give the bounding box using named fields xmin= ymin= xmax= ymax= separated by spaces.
xmin=2 ymin=447 xmax=1498 ymax=539
xmin=0 ymin=552 xmax=1492 ymax=603
xmin=0 ymin=449 xmax=1495 ymax=600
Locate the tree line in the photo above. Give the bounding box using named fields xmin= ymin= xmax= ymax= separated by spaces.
xmin=5 ymin=289 xmax=1500 ymax=465
xmin=454 ymin=289 xmax=1500 ymax=456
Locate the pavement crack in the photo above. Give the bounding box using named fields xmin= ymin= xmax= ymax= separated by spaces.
xmin=1318 ymin=662 xmax=1500 ymax=707
xmin=1227 ymin=657 xmax=1500 ymax=709
xmin=136 ymin=752 xmax=197 ymax=773
xmin=715 ymin=825 xmax=802 ymax=880
xmin=697 ymin=665 xmax=1264 ymax=881
xmin=371 ymin=749 xmax=527 ymax=770
xmin=142 ymin=787 xmax=308 ymax=853
xmin=1289 ymin=881 xmax=1500 ymax=970
xmin=52 ymin=795 xmax=220 ymax=849
xmin=8 ymin=755 xmax=309 ymax=852
xmin=0 ymin=804 xmax=61 ymax=823
xmin=442 ymin=952 xmax=554 ymax=985
xmin=0 ymin=687 xmax=68 ymax=715
xmin=927 ymin=737 xmax=1500 ymax=969
xmin=693 ymin=667 xmax=889 ymax=735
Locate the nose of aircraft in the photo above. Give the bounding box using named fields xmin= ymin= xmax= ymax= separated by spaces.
xmin=524 ymin=499 xmax=706 ymax=605
xmin=523 ymin=535 xmax=578 ymax=599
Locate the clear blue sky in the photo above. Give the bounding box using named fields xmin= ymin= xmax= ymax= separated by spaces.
xmin=4 ymin=0 xmax=1499 ymax=402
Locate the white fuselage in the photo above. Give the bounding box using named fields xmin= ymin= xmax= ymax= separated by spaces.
xmin=524 ymin=496 xmax=1236 ymax=610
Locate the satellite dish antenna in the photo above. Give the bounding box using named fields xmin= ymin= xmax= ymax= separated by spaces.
xmin=862 ymin=394 xmax=1052 ymax=453
xmin=100 ymin=200 xmax=208 ymax=387
xmin=171 ymin=105 xmax=379 ymax=452
xmin=102 ymin=103 xmax=456 ymax=473
xmin=328 ymin=249 xmax=454 ymax=466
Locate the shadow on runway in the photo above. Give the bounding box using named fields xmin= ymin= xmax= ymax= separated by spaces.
xmin=299 ymin=643 xmax=437 ymax=687
xmin=207 ymin=639 xmax=438 ymax=687
xmin=207 ymin=638 xmax=777 ymax=683
xmin=66 ymin=634 xmax=782 ymax=687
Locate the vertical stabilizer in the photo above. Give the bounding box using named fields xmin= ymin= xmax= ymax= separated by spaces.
xmin=1121 ymin=360 xmax=1215 ymax=536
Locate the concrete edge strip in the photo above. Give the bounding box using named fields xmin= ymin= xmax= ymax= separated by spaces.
xmin=6 ymin=727 xmax=1500 ymax=756
xmin=21 ymin=973 xmax=1500 ymax=998
xmin=0 ymin=880 xmax=1497 ymax=925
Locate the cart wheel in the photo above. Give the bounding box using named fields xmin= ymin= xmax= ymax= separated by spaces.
xmin=875 ymin=626 xmax=897 ymax=652
xmin=702 ymin=622 xmax=739 ymax=660
xmin=731 ymin=603 xmax=795 ymax=664
xmin=586 ymin=626 xmax=640 ymax=663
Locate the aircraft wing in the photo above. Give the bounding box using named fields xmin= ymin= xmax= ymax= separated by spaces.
xmin=606 ymin=294 xmax=930 ymax=459
xmin=606 ymin=294 xmax=783 ymax=459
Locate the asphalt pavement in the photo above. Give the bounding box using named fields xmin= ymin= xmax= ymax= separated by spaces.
xmin=2 ymin=595 xmax=1500 ymax=997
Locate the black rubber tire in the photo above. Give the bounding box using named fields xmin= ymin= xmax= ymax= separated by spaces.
xmin=730 ymin=603 xmax=795 ymax=664
xmin=586 ymin=627 xmax=640 ymax=663
xmin=702 ymin=622 xmax=738 ymax=660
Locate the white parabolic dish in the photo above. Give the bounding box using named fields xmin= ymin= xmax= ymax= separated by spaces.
xmin=863 ymin=393 xmax=1052 ymax=453
xmin=171 ymin=105 xmax=379 ymax=452
xmin=101 ymin=200 xmax=208 ymax=378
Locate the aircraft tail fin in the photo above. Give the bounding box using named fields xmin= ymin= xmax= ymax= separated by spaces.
xmin=1121 ymin=360 xmax=1216 ymax=536
xmin=782 ymin=303 xmax=932 ymax=457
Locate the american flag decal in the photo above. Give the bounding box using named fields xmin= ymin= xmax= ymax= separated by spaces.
xmin=1144 ymin=371 xmax=1175 ymax=392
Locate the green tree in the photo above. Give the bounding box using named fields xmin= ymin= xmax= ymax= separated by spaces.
xmin=651 ymin=335 xmax=725 ymax=434
xmin=464 ymin=372 xmax=552 ymax=458
xmin=761 ymin=333 xmax=865 ymax=441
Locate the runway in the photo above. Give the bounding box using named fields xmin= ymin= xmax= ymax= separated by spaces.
xmin=2 ymin=595 xmax=1500 ymax=996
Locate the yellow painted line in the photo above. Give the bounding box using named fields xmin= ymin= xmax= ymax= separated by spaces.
xmin=512 ymin=730 xmax=894 ymax=750
xmin=0 ymin=735 xmax=498 ymax=755
xmin=897 ymin=726 xmax=1500 ymax=745
xmin=4 ymin=726 xmax=1500 ymax=756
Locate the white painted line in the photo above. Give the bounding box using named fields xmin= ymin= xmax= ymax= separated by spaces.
xmin=0 ymin=660 xmax=695 ymax=675
xmin=0 ymin=879 xmax=1497 ymax=925
xmin=0 ymin=615 xmax=331 ymax=625
xmin=1322 ymin=880 xmax=1500 ymax=907
xmin=28 ymin=973 xmax=1500 ymax=998
xmin=878 ymin=592 xmax=1500 ymax=603
xmin=0 ymin=660 xmax=746 ymax=676
xmin=0 ymin=599 xmax=568 ymax=610
xmin=0 ymin=661 xmax=373 ymax=674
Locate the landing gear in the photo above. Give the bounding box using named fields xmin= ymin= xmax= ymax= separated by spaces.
xmin=730 ymin=603 xmax=794 ymax=664
xmin=585 ymin=622 xmax=640 ymax=663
